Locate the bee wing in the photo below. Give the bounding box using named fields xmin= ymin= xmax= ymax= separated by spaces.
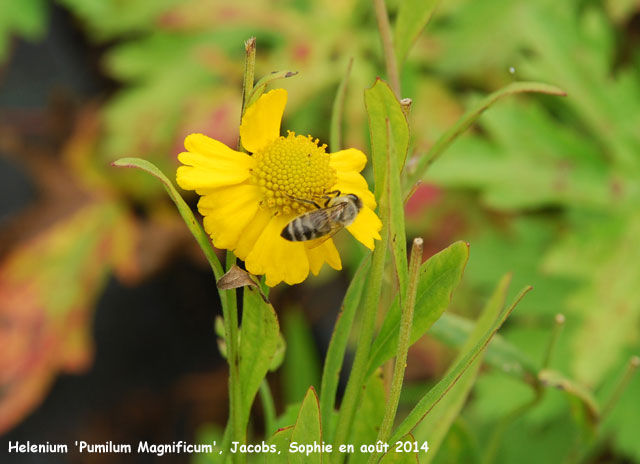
xmin=305 ymin=222 xmax=345 ymax=249
xmin=305 ymin=202 xmax=349 ymax=249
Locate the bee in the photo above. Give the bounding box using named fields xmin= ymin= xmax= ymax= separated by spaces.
xmin=281 ymin=192 xmax=363 ymax=243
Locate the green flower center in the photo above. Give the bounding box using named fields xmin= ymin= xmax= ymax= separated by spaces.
xmin=250 ymin=131 xmax=337 ymax=215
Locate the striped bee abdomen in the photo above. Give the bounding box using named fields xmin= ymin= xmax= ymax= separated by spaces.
xmin=281 ymin=210 xmax=332 ymax=241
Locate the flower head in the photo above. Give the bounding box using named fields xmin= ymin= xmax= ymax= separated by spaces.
xmin=177 ymin=89 xmax=382 ymax=286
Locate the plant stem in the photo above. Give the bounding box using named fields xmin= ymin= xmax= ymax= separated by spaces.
xmin=223 ymin=252 xmax=243 ymax=462
xmin=260 ymin=379 xmax=277 ymax=437
xmin=224 ymin=37 xmax=256 ymax=461
xmin=373 ymin=0 xmax=401 ymax=97
xmin=332 ymin=219 xmax=389 ymax=463
xmin=238 ymin=37 xmax=256 ymax=153
xmin=600 ymin=356 xmax=640 ymax=420
xmin=370 ymin=238 xmax=423 ymax=463
xmin=330 ymin=57 xmax=354 ymax=153
xmin=542 ymin=313 xmax=565 ymax=369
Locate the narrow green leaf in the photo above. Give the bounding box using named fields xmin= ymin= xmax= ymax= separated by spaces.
xmin=350 ymin=370 xmax=387 ymax=464
xmin=386 ymin=122 xmax=408 ymax=305
xmin=379 ymin=434 xmax=420 ymax=463
xmin=405 ymin=81 xmax=567 ymax=195
xmin=367 ymin=241 xmax=469 ymax=377
xmin=429 ymin=313 xmax=539 ymax=382
xmin=319 ymin=255 xmax=370 ymax=438
xmin=112 ymin=157 xmax=224 ymax=279
xmin=266 ymin=426 xmax=293 ymax=464
xmin=415 ymin=274 xmax=512 ymax=463
xmin=394 ymin=0 xmax=439 ymax=67
xmin=290 ymin=387 xmax=323 ymax=464
xmin=390 ymin=286 xmax=532 ymax=442
xmin=246 ymin=70 xmax=299 ymax=108
xmin=364 ymin=79 xmax=410 ymax=199
xmin=238 ymin=287 xmax=280 ymax=428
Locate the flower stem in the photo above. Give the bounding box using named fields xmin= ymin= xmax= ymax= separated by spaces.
xmin=373 ymin=0 xmax=401 ymax=97
xmin=542 ymin=313 xmax=565 ymax=369
xmin=329 ymin=57 xmax=354 ymax=153
xmin=238 ymin=37 xmax=257 ymax=153
xmin=223 ymin=252 xmax=244 ymax=462
xmin=332 ymin=219 xmax=389 ymax=463
xmin=370 ymin=238 xmax=423 ymax=461
xmin=601 ymin=356 xmax=640 ymax=420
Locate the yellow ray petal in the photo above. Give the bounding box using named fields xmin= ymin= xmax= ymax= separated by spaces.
xmin=307 ymin=239 xmax=342 ymax=275
xmin=239 ymin=89 xmax=287 ymax=154
xmin=346 ymin=207 xmax=382 ymax=250
xmin=198 ymin=184 xmax=262 ymax=250
xmin=234 ymin=207 xmax=273 ymax=260
xmin=177 ymin=134 xmax=254 ymax=192
xmin=329 ymin=148 xmax=367 ymax=173
xmin=332 ymin=171 xmax=377 ymax=209
xmin=245 ymin=214 xmax=310 ymax=286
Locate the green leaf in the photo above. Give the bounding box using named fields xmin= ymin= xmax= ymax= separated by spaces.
xmin=364 ymin=78 xmax=410 ymax=198
xmin=405 ymin=81 xmax=567 ymax=194
xmin=429 ymin=312 xmax=539 ymax=382
xmin=266 ymin=426 xmax=294 ymax=464
xmin=349 ymin=370 xmax=386 ymax=464
xmin=386 ymin=125 xmax=408 ymax=306
xmin=238 ymin=287 xmax=280 ymax=428
xmin=319 ymin=255 xmax=370 ymax=437
xmin=112 ymin=157 xmax=224 ymax=279
xmin=283 ymin=310 xmax=321 ymax=405
xmin=414 ymin=274 xmax=512 ymax=463
xmin=367 ymin=241 xmax=469 ymax=377
xmin=290 ymin=387 xmax=323 ymax=464
xmin=394 ymin=0 xmax=439 ymax=67
xmin=390 ymin=286 xmax=532 ymax=442
xmin=379 ymin=434 xmax=420 ymax=463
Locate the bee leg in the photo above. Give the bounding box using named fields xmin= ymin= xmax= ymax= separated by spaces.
xmin=285 ymin=194 xmax=322 ymax=209
xmin=321 ymin=190 xmax=341 ymax=207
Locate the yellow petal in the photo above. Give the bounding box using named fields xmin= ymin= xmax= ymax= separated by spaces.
xmin=239 ymin=89 xmax=287 ymax=153
xmin=332 ymin=171 xmax=377 ymax=209
xmin=177 ymin=134 xmax=254 ymax=193
xmin=245 ymin=214 xmax=310 ymax=286
xmin=198 ymin=184 xmax=262 ymax=250
xmin=346 ymin=207 xmax=382 ymax=250
xmin=234 ymin=207 xmax=272 ymax=260
xmin=307 ymin=239 xmax=342 ymax=275
xmin=330 ymin=148 xmax=368 ymax=173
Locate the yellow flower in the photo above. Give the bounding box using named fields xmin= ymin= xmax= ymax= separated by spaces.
xmin=176 ymin=89 xmax=382 ymax=286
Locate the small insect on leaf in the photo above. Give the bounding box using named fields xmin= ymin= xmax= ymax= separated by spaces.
xmin=216 ymin=265 xmax=270 ymax=303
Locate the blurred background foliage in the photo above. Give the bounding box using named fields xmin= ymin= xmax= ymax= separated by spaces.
xmin=1 ymin=0 xmax=639 ymax=463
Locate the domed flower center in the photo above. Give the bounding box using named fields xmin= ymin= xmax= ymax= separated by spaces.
xmin=250 ymin=131 xmax=337 ymax=216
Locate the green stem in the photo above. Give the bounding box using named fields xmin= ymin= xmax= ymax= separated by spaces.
xmin=600 ymin=356 xmax=640 ymax=421
xmin=370 ymin=238 xmax=423 ymax=463
xmin=260 ymin=379 xmax=277 ymax=437
xmin=332 ymin=219 xmax=389 ymax=463
xmin=542 ymin=313 xmax=565 ymax=369
xmin=223 ymin=252 xmax=243 ymax=462
xmin=329 ymin=57 xmax=354 ymax=153
xmin=238 ymin=37 xmax=256 ymax=153
xmin=225 ymin=37 xmax=256 ymax=461
xmin=373 ymin=0 xmax=401 ymax=97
